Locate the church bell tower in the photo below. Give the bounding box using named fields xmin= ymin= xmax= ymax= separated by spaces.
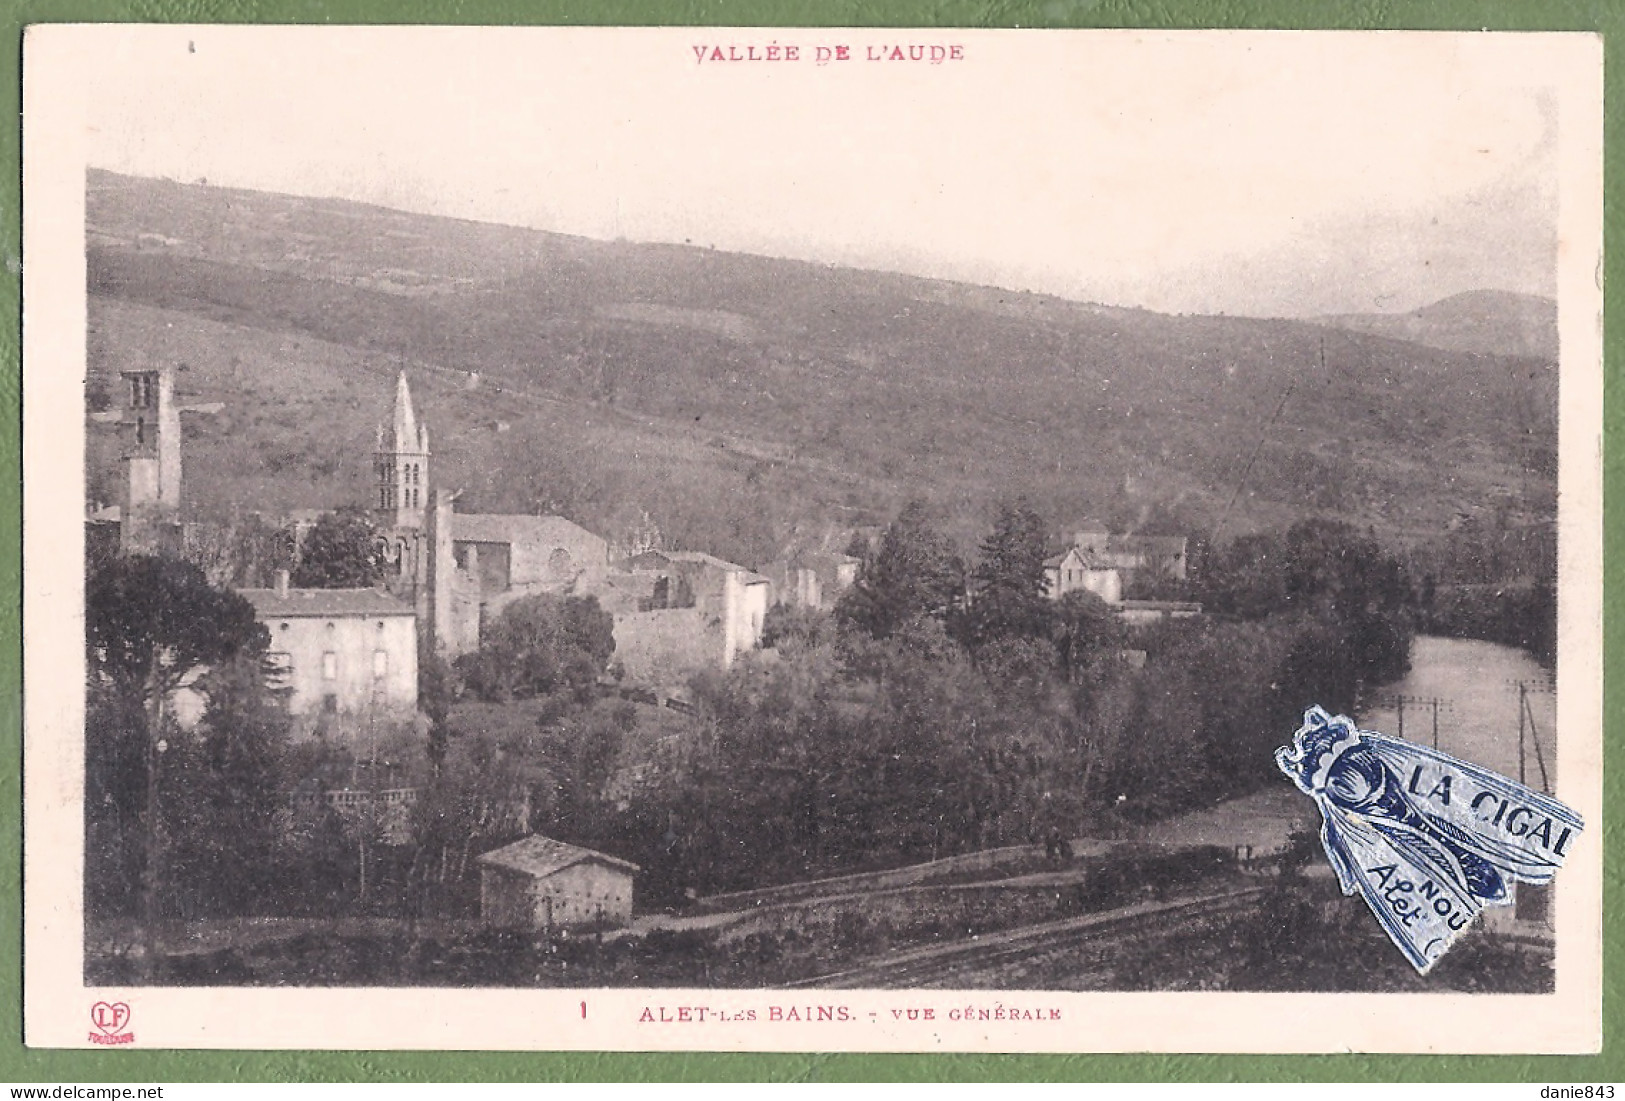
xmin=120 ymin=365 xmax=181 ymax=512
xmin=118 ymin=365 xmax=183 ymax=553
xmin=375 ymin=371 xmax=430 ymax=530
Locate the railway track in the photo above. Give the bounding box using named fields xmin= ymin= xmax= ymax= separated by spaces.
xmin=789 ymin=885 xmax=1269 ymax=990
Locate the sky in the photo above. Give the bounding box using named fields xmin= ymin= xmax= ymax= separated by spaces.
xmin=74 ymin=26 xmax=1587 ymax=317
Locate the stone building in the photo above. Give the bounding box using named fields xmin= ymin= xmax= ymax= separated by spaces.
xmin=477 ymin=835 xmax=639 ymax=931
xmin=370 ymin=374 xmax=616 ymax=660
xmin=452 ymin=513 xmax=609 ymax=605
xmin=765 ymin=550 xmax=861 ymax=610
xmin=611 ymin=550 xmax=773 ymax=683
xmin=240 ymin=571 xmax=419 ymax=740
xmin=116 ymin=365 xmax=183 ymax=554
xmin=374 ymin=370 xmax=431 ymax=530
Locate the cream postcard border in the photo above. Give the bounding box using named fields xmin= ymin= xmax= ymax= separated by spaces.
xmin=20 ymin=25 xmax=1606 ymax=1053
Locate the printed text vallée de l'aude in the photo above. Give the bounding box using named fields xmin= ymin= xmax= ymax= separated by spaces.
xmin=693 ymin=42 xmax=966 ymax=65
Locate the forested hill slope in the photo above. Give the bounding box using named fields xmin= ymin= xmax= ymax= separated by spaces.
xmin=85 ymin=169 xmax=1555 ymax=565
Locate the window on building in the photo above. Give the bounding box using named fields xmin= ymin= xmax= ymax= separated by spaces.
xmin=322 ymin=693 xmax=338 ymax=714
xmin=322 ymin=651 xmax=338 ymax=680
xmin=373 ymin=650 xmax=388 ymax=680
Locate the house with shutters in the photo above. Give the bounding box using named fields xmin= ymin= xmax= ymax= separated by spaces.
xmin=239 ymin=571 xmax=419 ymax=739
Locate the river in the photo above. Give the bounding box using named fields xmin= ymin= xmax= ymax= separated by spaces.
xmin=1358 ymin=635 xmax=1556 ymax=790
xmin=1143 ymin=634 xmax=1557 ymax=854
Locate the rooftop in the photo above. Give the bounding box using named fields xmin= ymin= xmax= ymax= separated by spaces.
xmin=476 ymin=835 xmax=640 ymax=879
xmin=1075 ymin=532 xmax=1189 ymax=556
xmin=239 ymin=587 xmax=416 ymax=619
xmin=452 ymin=512 xmax=603 ymax=549
xmin=1044 ymin=547 xmax=1116 ymax=570
xmin=627 ymin=550 xmax=770 ymax=585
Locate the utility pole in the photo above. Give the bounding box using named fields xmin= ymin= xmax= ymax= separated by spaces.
xmin=1397 ymin=696 xmax=1405 ymax=740
xmin=1517 ymin=681 xmax=1527 ymax=787
xmin=1523 ymin=686 xmax=1551 ymax=793
xmin=360 ymin=693 xmax=380 ymax=908
xmin=142 ymin=684 xmax=165 ymax=981
xmin=1431 ymin=698 xmax=1439 ymax=750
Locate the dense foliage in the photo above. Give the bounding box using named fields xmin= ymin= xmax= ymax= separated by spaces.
xmin=588 ymin=506 xmax=1417 ymax=901
xmin=455 ymin=594 xmax=616 ymax=703
xmin=290 ymin=506 xmax=385 ymax=589
xmin=85 ymin=555 xmax=289 ymax=924
xmin=1406 ymin=512 xmax=1557 ymax=667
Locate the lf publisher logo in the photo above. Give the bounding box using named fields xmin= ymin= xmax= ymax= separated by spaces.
xmin=89 ymin=1001 xmax=133 ymax=1045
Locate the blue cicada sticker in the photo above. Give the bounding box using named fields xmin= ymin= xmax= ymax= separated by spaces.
xmin=1276 ymin=706 xmax=1583 ymax=974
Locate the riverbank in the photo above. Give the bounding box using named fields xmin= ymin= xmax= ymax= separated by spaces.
xmin=1359 ymin=634 xmax=1556 ymax=784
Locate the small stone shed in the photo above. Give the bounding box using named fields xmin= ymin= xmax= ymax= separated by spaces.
xmin=476 ymin=835 xmax=640 ymax=931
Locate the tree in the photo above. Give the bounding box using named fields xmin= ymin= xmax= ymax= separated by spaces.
xmin=456 ymin=594 xmax=615 ymax=703
xmin=1197 ymin=531 xmax=1288 ymax=619
xmin=88 ymin=555 xmax=268 ymax=712
xmin=85 ymin=555 xmax=270 ymax=966
xmin=760 ymin=603 xmax=833 ymax=653
xmin=1281 ymin=518 xmax=1413 ymax=686
xmin=1052 ymin=590 xmax=1123 ymax=686
xmin=835 ymin=501 xmax=963 ymax=640
xmin=418 ymin=649 xmax=458 ymax=776
xmin=180 ymin=513 xmax=299 ymax=590
xmin=961 ymin=499 xmax=1054 ymax=649
xmin=160 ymin=651 xmax=291 ymax=917
xmin=406 ymin=707 xmax=539 ymax=920
xmin=292 ymin=506 xmax=384 ymax=588
xmin=536 ymin=702 xmax=636 ymax=841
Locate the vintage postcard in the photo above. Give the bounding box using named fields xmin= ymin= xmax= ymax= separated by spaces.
xmin=21 ymin=26 xmax=1604 ymax=1052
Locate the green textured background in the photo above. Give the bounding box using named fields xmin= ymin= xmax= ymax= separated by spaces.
xmin=0 ymin=0 xmax=1618 ymax=1084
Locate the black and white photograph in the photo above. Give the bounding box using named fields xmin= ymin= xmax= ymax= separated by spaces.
xmin=23 ymin=26 xmax=1603 ymax=1051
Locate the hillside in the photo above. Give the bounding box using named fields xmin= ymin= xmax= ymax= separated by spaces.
xmin=1317 ymin=290 xmax=1557 ymax=360
xmin=84 ymin=169 xmax=1557 ymax=566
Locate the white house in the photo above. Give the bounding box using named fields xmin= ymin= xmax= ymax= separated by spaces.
xmin=1044 ymin=547 xmax=1123 ymax=605
xmin=239 ymin=571 xmax=419 ymax=739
